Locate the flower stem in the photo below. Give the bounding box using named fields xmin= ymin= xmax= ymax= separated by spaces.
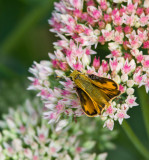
xmin=122 ymin=120 xmax=149 ymax=160
xmin=137 ymin=87 xmax=149 ymax=140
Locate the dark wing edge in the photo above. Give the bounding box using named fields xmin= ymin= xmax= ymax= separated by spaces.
xmin=76 ymin=88 xmax=99 ymax=117
xmin=88 ymin=74 xmax=121 ymax=100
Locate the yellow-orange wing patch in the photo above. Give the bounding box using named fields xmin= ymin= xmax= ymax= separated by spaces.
xmin=76 ymin=88 xmax=101 ymax=117
xmin=88 ymin=74 xmax=121 ymax=100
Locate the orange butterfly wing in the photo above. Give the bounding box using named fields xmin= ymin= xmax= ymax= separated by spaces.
xmin=76 ymin=88 xmax=102 ymax=116
xmin=88 ymin=74 xmax=121 ymax=100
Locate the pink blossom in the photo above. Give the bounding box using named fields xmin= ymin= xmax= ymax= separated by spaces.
xmin=127 ymin=4 xmax=135 ymax=13
xmin=140 ymin=14 xmax=149 ymax=26
xmin=100 ymin=0 xmax=107 ymax=10
xmin=113 ymin=15 xmax=123 ymax=26
xmin=143 ymin=41 xmax=149 ymax=49
xmin=110 ymin=58 xmax=118 ymax=71
xmin=33 ymin=79 xmax=40 ymax=86
xmin=93 ymin=56 xmax=100 ymax=69
xmin=134 ymin=74 xmax=143 ymax=84
xmin=101 ymin=60 xmax=109 ymax=72
xmin=124 ymin=26 xmax=132 ymax=34
xmin=115 ymin=26 xmax=123 ymax=33
xmin=119 ymin=84 xmax=125 ymax=93
xmin=115 ymin=109 xmax=130 ymax=124
xmin=103 ymin=119 xmax=114 ymax=131
xmin=136 ymin=7 xmax=144 ymax=16
xmin=87 ymin=6 xmax=102 ymax=19
xmin=125 ymin=96 xmax=138 ymax=107
xmin=143 ymin=59 xmax=149 ymax=68
xmin=104 ymin=14 xmax=111 ymax=23
xmin=122 ymin=61 xmax=131 ymax=74
xmin=136 ymin=54 xmax=144 ymax=63
xmin=73 ymin=62 xmax=83 ymax=70
xmin=33 ymin=156 xmax=39 ymax=160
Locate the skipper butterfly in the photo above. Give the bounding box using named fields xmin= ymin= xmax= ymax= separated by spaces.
xmin=70 ymin=70 xmax=121 ymax=117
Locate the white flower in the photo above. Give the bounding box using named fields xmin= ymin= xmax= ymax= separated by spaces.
xmin=115 ymin=109 xmax=130 ymax=124
xmin=126 ymin=88 xmax=134 ymax=95
xmin=103 ymin=119 xmax=114 ymax=131
xmin=125 ymin=95 xmax=139 ymax=108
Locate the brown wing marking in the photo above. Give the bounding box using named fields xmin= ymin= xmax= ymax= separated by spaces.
xmin=88 ymin=74 xmax=121 ymax=100
xmin=76 ymin=88 xmax=102 ymax=117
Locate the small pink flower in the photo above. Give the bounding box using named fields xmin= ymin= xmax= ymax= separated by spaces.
xmin=40 ymin=89 xmax=51 ymax=99
xmin=73 ymin=9 xmax=82 ymax=18
xmin=102 ymin=30 xmax=114 ymax=41
xmin=136 ymin=54 xmax=144 ymax=63
xmin=112 ymin=8 xmax=118 ymax=16
xmin=111 ymin=50 xmax=121 ymax=57
xmin=140 ymin=14 xmax=149 ymax=26
xmin=119 ymin=84 xmax=125 ymax=93
xmin=39 ymin=134 xmax=45 ymax=142
xmin=104 ymin=105 xmax=116 ymax=118
xmin=143 ymin=41 xmax=149 ymax=49
xmin=106 ymin=106 xmax=113 ymax=114
xmin=50 ymin=147 xmax=56 ymax=153
xmin=76 ymin=147 xmax=82 ymax=153
xmin=98 ymin=21 xmax=105 ymax=29
xmin=52 ymin=59 xmax=59 ymax=68
xmin=73 ymin=62 xmax=83 ymax=70
xmin=125 ymin=96 xmax=138 ymax=107
xmin=104 ymin=14 xmax=111 ymax=23
xmin=87 ymin=6 xmax=102 ymax=19
xmin=143 ymin=59 xmax=149 ymax=68
xmin=124 ymin=26 xmax=132 ymax=34
xmin=127 ymin=4 xmax=135 ymax=13
xmin=64 ymin=80 xmax=73 ymax=88
xmin=103 ymin=119 xmax=114 ymax=131
xmin=122 ymin=61 xmax=131 ymax=74
xmin=33 ymin=156 xmax=39 ymax=160
xmin=136 ymin=8 xmax=144 ymax=16
xmin=115 ymin=109 xmax=130 ymax=124
xmin=110 ymin=58 xmax=118 ymax=71
xmin=33 ymin=79 xmax=40 ymax=86
xmin=93 ymin=56 xmax=100 ymax=69
xmin=100 ymin=0 xmax=107 ymax=10
xmin=101 ymin=60 xmax=109 ymax=72
xmin=113 ymin=15 xmax=123 ymax=26
xmin=61 ymin=90 xmax=70 ymax=96
xmin=115 ymin=26 xmax=123 ymax=33
xmin=20 ymin=125 xmax=26 ymax=134
xmin=98 ymin=36 xmax=105 ymax=44
xmin=70 ymin=0 xmax=83 ymax=10
xmin=134 ymin=74 xmax=143 ymax=84
xmin=56 ymin=103 xmax=64 ymax=113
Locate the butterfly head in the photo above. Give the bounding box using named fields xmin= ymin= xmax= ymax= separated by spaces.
xmin=69 ymin=70 xmax=82 ymax=81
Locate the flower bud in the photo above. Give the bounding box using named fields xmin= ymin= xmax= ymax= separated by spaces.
xmin=93 ymin=56 xmax=100 ymax=69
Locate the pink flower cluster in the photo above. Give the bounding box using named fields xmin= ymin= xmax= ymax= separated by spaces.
xmin=29 ymin=0 xmax=149 ymax=130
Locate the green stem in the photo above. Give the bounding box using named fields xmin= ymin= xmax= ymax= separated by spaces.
xmin=0 ymin=0 xmax=53 ymax=55
xmin=122 ymin=120 xmax=149 ymax=160
xmin=137 ymin=87 xmax=149 ymax=140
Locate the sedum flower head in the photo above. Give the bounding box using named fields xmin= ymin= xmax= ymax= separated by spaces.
xmin=0 ymin=100 xmax=108 ymax=160
xmin=29 ymin=0 xmax=149 ymax=130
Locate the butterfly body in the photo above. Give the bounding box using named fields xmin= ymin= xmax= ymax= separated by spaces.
xmin=70 ymin=70 xmax=121 ymax=117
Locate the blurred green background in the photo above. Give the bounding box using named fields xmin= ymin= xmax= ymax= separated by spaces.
xmin=0 ymin=0 xmax=149 ymax=160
